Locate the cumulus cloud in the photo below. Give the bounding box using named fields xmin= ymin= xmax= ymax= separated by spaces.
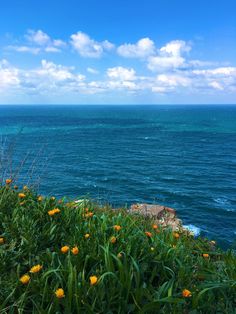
xmin=0 ymin=57 xmax=235 ymax=100
xmin=148 ymin=40 xmax=191 ymax=71
xmin=0 ymin=60 xmax=20 ymax=90
xmin=156 ymin=74 xmax=191 ymax=87
xmin=7 ymin=30 xmax=66 ymax=54
xmin=117 ymin=37 xmax=155 ymax=58
xmin=70 ymin=32 xmax=114 ymax=58
xmin=107 ymin=66 xmax=136 ymax=81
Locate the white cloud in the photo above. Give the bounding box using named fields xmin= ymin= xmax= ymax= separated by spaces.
xmin=148 ymin=55 xmax=185 ymax=71
xmin=209 ymin=81 xmax=224 ymax=90
xmin=70 ymin=31 xmax=114 ymax=58
xmin=148 ymin=40 xmax=191 ymax=71
xmin=7 ymin=46 xmax=41 ymax=54
xmin=160 ymin=40 xmax=191 ymax=57
xmin=157 ymin=74 xmax=191 ymax=87
xmin=193 ymin=67 xmax=236 ymax=76
xmin=107 ymin=66 xmax=136 ymax=81
xmin=117 ymin=37 xmax=155 ymax=58
xmin=151 ymin=86 xmax=167 ymax=93
xmin=26 ymin=30 xmax=51 ymax=46
xmin=87 ymin=67 xmax=99 ymax=74
xmin=0 ymin=60 xmax=20 ymax=89
xmin=7 ymin=30 xmax=66 ymax=54
xmin=0 ymin=57 xmax=235 ymax=101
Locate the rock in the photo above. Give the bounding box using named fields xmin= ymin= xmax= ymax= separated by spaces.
xmin=129 ymin=203 xmax=182 ymax=231
xmin=130 ymin=203 xmax=165 ymax=217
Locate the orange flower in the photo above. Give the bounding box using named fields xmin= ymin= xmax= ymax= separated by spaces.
xmin=71 ymin=246 xmax=79 ymax=255
xmin=145 ymin=231 xmax=152 ymax=238
xmin=85 ymin=212 xmax=93 ymax=218
xmin=20 ymin=274 xmax=30 ymax=284
xmin=113 ymin=225 xmax=122 ymax=231
xmin=55 ymin=288 xmax=65 ymax=298
xmin=110 ymin=236 xmax=117 ymax=244
xmin=152 ymin=224 xmax=158 ymax=230
xmin=61 ymin=245 xmax=69 ymax=253
xmin=182 ymin=289 xmax=192 ymax=298
xmin=0 ymin=237 xmax=4 ymax=244
xmin=203 ymin=253 xmax=209 ymax=258
xmin=14 ymin=185 xmax=18 ymax=190
xmin=85 ymin=207 xmax=89 ymax=212
xmin=90 ymin=275 xmax=98 ymax=286
xmin=84 ymin=233 xmax=90 ymax=239
xmin=48 ymin=208 xmax=61 ymax=216
xmin=5 ymin=179 xmax=12 ymax=185
xmin=18 ymin=193 xmax=26 ymax=199
xmin=29 ymin=264 xmax=43 ymax=273
xmin=173 ymin=232 xmax=180 ymax=239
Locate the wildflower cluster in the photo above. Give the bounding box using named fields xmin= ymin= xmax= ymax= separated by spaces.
xmin=0 ymin=184 xmax=235 ymax=313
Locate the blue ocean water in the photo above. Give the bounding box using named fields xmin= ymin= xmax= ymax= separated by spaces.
xmin=0 ymin=105 xmax=236 ymax=248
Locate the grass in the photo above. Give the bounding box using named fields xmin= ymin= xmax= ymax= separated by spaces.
xmin=0 ymin=181 xmax=236 ymax=313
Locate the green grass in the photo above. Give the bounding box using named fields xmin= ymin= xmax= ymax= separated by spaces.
xmin=0 ymin=183 xmax=236 ymax=313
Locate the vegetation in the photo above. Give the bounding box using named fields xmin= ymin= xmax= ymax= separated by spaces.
xmin=0 ymin=180 xmax=235 ymax=313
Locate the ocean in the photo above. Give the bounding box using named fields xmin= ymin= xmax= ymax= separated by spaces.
xmin=0 ymin=105 xmax=235 ymax=249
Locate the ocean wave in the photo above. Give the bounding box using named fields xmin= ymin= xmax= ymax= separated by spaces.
xmin=183 ymin=224 xmax=201 ymax=237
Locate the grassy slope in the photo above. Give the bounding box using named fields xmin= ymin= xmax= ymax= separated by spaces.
xmin=0 ymin=184 xmax=235 ymax=313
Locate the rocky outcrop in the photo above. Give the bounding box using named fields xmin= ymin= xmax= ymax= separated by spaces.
xmin=129 ymin=203 xmax=182 ymax=231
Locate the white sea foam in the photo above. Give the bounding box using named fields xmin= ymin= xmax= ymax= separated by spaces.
xmin=183 ymin=224 xmax=201 ymax=237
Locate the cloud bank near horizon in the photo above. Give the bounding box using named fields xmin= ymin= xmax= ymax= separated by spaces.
xmin=0 ymin=30 xmax=236 ymax=104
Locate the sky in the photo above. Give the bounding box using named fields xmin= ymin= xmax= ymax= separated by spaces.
xmin=0 ymin=0 xmax=236 ymax=104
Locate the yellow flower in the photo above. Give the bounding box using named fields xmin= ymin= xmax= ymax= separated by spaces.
xmin=20 ymin=274 xmax=30 ymax=284
xmin=0 ymin=237 xmax=4 ymax=244
xmin=182 ymin=289 xmax=192 ymax=298
xmin=55 ymin=288 xmax=65 ymax=298
xmin=29 ymin=264 xmax=43 ymax=273
xmin=173 ymin=232 xmax=180 ymax=239
xmin=210 ymin=240 xmax=216 ymax=245
xmin=5 ymin=178 xmax=12 ymax=185
xmin=19 ymin=201 xmax=25 ymax=206
xmin=150 ymin=247 xmax=155 ymax=251
xmin=145 ymin=231 xmax=152 ymax=238
xmin=110 ymin=236 xmax=117 ymax=244
xmin=71 ymin=246 xmax=79 ymax=255
xmin=152 ymin=224 xmax=158 ymax=230
xmin=23 ymin=185 xmax=28 ymax=191
xmin=84 ymin=233 xmax=90 ymax=239
xmin=48 ymin=208 xmax=61 ymax=216
xmin=61 ymin=245 xmax=69 ymax=254
xmin=37 ymin=195 xmax=43 ymax=201
xmin=90 ymin=275 xmax=98 ymax=286
xmin=18 ymin=193 xmax=26 ymax=199
xmin=50 ymin=196 xmax=56 ymax=201
xmin=113 ymin=225 xmax=121 ymax=231
xmin=203 ymin=253 xmax=209 ymax=258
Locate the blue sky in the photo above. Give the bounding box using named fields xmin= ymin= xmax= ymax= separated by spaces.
xmin=0 ymin=0 xmax=236 ymax=104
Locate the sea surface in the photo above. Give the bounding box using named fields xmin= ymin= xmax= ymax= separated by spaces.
xmin=0 ymin=105 xmax=236 ymax=249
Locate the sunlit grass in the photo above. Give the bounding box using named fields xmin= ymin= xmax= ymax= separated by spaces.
xmin=0 ymin=180 xmax=235 ymax=313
